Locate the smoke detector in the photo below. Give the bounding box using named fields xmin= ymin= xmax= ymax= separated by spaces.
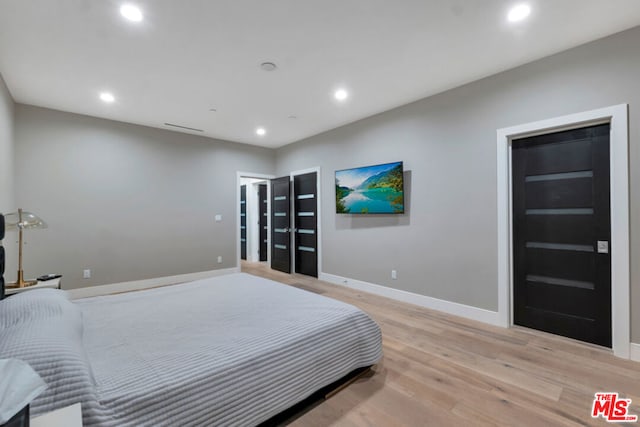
xmin=260 ymin=62 xmax=277 ymax=71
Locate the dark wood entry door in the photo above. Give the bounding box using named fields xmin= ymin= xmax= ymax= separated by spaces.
xmin=271 ymin=176 xmax=291 ymax=273
xmin=294 ymin=172 xmax=318 ymax=277
xmin=240 ymin=184 xmax=247 ymax=260
xmin=259 ymin=184 xmax=268 ymax=262
xmin=512 ymin=123 xmax=611 ymax=347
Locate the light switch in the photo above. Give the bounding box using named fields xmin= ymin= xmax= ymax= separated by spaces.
xmin=215 ymin=214 xmax=222 ymax=222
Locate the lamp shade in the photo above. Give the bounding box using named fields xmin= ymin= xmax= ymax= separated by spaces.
xmin=4 ymin=211 xmax=47 ymax=231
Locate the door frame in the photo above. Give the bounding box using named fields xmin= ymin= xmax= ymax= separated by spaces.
xmin=496 ymin=104 xmax=630 ymax=358
xmin=236 ymin=172 xmax=275 ymax=268
xmin=289 ymin=167 xmax=322 ymax=276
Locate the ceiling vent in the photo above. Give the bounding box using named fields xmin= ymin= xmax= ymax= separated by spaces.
xmin=164 ymin=123 xmax=204 ymax=132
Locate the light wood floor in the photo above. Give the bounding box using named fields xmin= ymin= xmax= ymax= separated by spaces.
xmin=241 ymin=261 xmax=640 ymax=426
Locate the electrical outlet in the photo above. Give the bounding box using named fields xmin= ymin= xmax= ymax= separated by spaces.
xmin=391 ymin=270 xmax=397 ymax=280
xmin=83 ymin=269 xmax=91 ymax=279
xmin=217 ymin=256 xmax=222 ymax=264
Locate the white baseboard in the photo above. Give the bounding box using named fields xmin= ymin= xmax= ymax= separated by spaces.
xmin=319 ymin=272 xmax=502 ymax=327
xmin=68 ymin=267 xmax=240 ymax=299
xmin=630 ymin=343 xmax=640 ymax=362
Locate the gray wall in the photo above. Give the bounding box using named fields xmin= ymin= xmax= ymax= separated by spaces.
xmin=0 ymin=73 xmax=16 ymax=278
xmin=8 ymin=27 xmax=640 ymax=341
xmin=14 ymin=106 xmax=275 ymax=289
xmin=277 ymin=27 xmax=640 ymax=341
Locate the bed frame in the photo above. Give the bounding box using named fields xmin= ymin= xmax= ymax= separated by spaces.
xmin=258 ymin=365 xmax=374 ymax=426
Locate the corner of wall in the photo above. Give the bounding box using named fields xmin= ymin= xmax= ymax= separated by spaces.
xmin=0 ymin=72 xmax=17 ymax=282
xmin=0 ymin=71 xmax=15 ymax=212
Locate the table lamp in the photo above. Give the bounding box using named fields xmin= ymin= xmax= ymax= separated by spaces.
xmin=4 ymin=209 xmax=47 ymax=288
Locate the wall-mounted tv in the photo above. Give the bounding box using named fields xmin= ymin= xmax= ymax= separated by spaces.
xmin=335 ymin=161 xmax=404 ymax=214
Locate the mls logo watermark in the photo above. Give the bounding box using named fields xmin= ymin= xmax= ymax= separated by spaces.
xmin=592 ymin=392 xmax=638 ymax=422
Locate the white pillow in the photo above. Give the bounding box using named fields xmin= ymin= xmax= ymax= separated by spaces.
xmin=0 ymin=289 xmax=98 ymax=419
xmin=0 ymin=289 xmax=72 ymax=329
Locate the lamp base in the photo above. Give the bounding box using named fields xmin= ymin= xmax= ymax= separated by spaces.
xmin=5 ymin=271 xmax=38 ymax=288
xmin=5 ymin=280 xmax=38 ymax=289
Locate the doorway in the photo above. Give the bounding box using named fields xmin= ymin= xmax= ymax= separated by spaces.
xmin=512 ymin=124 xmax=611 ymax=347
xmin=237 ymin=173 xmax=274 ymax=267
xmin=496 ymin=104 xmax=630 ymax=358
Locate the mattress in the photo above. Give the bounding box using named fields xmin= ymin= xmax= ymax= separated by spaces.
xmin=1 ymin=273 xmax=382 ymax=426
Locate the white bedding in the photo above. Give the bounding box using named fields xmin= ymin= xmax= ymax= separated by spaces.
xmin=1 ymin=273 xmax=382 ymax=426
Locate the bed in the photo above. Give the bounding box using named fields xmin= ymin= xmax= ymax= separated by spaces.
xmin=0 ymin=272 xmax=382 ymax=426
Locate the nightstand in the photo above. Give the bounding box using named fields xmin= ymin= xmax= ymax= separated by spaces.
xmin=31 ymin=403 xmax=82 ymax=427
xmin=5 ymin=278 xmax=61 ymax=296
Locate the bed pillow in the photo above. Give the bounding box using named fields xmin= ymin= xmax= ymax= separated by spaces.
xmin=0 ymin=289 xmax=72 ymax=329
xmin=0 ymin=289 xmax=99 ymax=418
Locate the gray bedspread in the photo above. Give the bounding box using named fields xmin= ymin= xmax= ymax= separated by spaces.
xmin=75 ymin=273 xmax=382 ymax=426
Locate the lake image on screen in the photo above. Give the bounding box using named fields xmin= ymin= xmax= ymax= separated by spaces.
xmin=336 ymin=162 xmax=404 ymax=214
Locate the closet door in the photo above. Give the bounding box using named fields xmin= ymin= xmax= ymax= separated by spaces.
xmin=294 ymin=172 xmax=317 ymax=277
xmin=271 ymin=176 xmax=291 ymax=273
xmin=259 ymin=184 xmax=268 ymax=262
xmin=240 ymin=185 xmax=247 ymax=260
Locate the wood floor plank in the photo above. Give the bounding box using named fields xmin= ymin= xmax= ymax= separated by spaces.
xmin=242 ymin=261 xmax=640 ymax=426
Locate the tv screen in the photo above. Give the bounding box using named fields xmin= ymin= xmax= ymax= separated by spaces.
xmin=335 ymin=161 xmax=404 ymax=214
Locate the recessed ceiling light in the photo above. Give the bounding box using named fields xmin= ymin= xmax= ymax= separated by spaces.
xmin=120 ymin=4 xmax=143 ymax=22
xmin=100 ymin=92 xmax=115 ymax=103
xmin=334 ymin=89 xmax=348 ymax=101
xmin=507 ymin=4 xmax=531 ymax=22
xmin=256 ymin=127 xmax=266 ymax=136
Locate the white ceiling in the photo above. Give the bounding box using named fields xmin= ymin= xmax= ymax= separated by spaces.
xmin=1 ymin=1 xmax=640 ymax=148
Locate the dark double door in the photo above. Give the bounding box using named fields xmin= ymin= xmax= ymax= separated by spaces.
xmin=240 ymin=185 xmax=247 ymax=260
xmin=293 ymin=173 xmax=318 ymax=277
xmin=271 ymin=172 xmax=318 ymax=277
xmin=258 ymin=184 xmax=268 ymax=261
xmin=512 ymin=124 xmax=611 ymax=347
xmin=271 ymin=177 xmax=291 ymax=273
